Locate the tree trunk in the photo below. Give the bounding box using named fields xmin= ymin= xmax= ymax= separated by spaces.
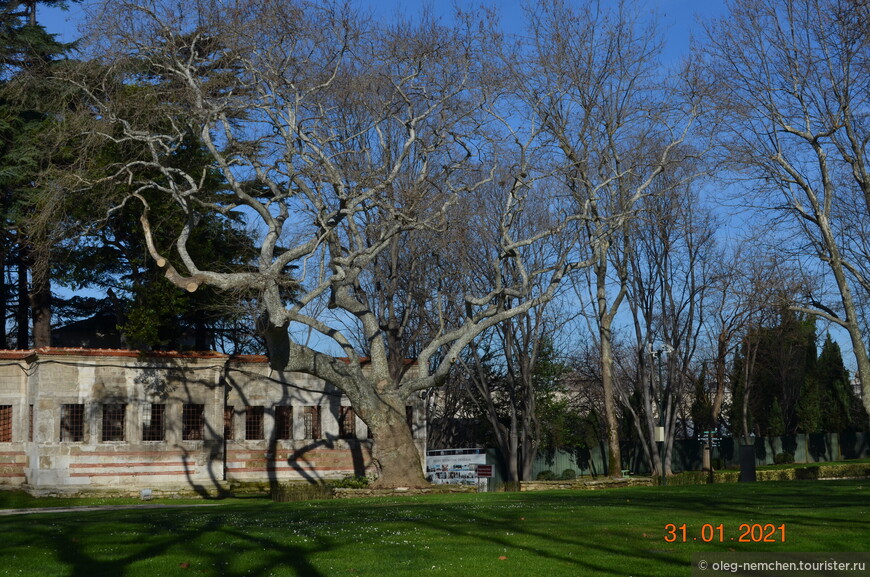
xmin=847 ymin=326 xmax=870 ymax=418
xmin=16 ymin=255 xmax=28 ymax=349
xmin=600 ymin=327 xmax=622 ymax=477
xmin=812 ymin=211 xmax=870 ymax=419
xmin=0 ymin=250 xmax=7 ymax=350
xmin=741 ymin=380 xmax=752 ymax=444
xmin=521 ymin=396 xmax=539 ymax=481
xmin=711 ymin=332 xmax=728 ymax=424
xmin=357 ymin=390 xmax=427 ymax=489
xmin=482 ymin=405 xmax=519 ymax=482
xmin=30 ymin=271 xmax=51 ymax=348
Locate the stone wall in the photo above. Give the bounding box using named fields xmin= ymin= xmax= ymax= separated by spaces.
xmin=0 ymin=349 xmax=426 ymax=495
xmin=519 ymin=477 xmax=655 ymax=491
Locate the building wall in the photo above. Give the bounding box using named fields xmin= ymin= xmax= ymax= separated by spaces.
xmin=0 ymin=353 xmax=28 ymax=485
xmin=0 ymin=349 xmax=426 ymax=495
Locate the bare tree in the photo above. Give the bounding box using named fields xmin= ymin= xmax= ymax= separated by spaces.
xmin=70 ymin=0 xmax=602 ymax=487
xmin=620 ymin=177 xmax=715 ymax=477
xmin=512 ymin=0 xmax=700 ymax=477
xmin=702 ymin=248 xmax=759 ymax=431
xmin=702 ymin=0 xmax=870 ymax=414
xmin=458 ymin=301 xmax=563 ymax=483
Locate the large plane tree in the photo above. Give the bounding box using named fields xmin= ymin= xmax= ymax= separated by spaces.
xmin=69 ymin=0 xmax=691 ymax=487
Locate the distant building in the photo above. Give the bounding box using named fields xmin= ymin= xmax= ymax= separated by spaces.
xmin=0 ymin=348 xmax=425 ymax=496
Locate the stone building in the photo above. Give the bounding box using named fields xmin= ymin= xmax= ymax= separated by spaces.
xmin=0 ymin=348 xmax=425 ymax=496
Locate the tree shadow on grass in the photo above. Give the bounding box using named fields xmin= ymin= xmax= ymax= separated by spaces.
xmin=1 ymin=481 xmax=866 ymax=577
xmin=0 ymin=507 xmax=329 ymax=577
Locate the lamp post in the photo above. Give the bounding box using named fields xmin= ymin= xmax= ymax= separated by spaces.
xmin=648 ymin=343 xmax=673 ymax=486
xmin=657 ymin=349 xmax=666 ymax=487
xmin=648 ymin=343 xmax=671 ymax=487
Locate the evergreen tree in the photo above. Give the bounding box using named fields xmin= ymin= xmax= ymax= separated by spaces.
xmin=0 ymin=0 xmax=79 ymax=348
xmin=795 ymin=374 xmax=822 ymax=433
xmin=42 ymin=51 xmax=263 ymax=352
xmin=729 ymin=310 xmax=816 ymax=437
xmin=813 ymin=335 xmax=855 ymax=433
xmin=52 ymin=125 xmax=261 ymax=351
xmin=768 ymin=397 xmax=786 ymax=436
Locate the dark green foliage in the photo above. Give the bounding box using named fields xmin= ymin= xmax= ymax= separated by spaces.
xmin=730 ymin=313 xmax=867 ymax=436
xmin=796 ymin=374 xmax=823 ymax=433
xmin=812 ymin=335 xmax=863 ymax=433
xmin=0 ymin=1 xmax=80 ymax=348
xmin=774 ymin=452 xmax=795 ymax=465
xmin=729 ymin=310 xmax=816 ymax=436
xmin=768 ymin=398 xmax=786 ymax=436
xmin=537 ymin=394 xmax=601 ymax=454
xmin=535 ymin=470 xmax=555 ymax=480
xmin=329 ymin=475 xmax=371 ymax=489
xmin=0 ymin=2 xmax=78 ymax=77
xmin=559 ymin=468 xmax=577 ymax=480
xmin=48 ymin=72 xmax=263 ymax=351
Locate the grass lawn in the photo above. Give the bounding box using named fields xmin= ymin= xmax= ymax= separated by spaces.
xmin=0 ymin=480 xmax=867 ymax=576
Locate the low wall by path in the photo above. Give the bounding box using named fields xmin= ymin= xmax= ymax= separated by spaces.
xmin=520 ymin=477 xmax=655 ymax=492
xmin=332 ymin=485 xmax=477 ymax=499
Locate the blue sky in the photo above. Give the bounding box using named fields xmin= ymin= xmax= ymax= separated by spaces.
xmin=38 ymin=0 xmax=727 ymax=60
xmin=30 ymin=1 xmax=863 ymax=371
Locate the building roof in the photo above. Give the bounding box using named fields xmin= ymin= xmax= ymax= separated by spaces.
xmin=0 ymin=348 xmax=419 ymax=366
xmin=0 ymin=350 xmax=36 ymax=361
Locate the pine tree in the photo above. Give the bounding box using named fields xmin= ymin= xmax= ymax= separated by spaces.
xmin=814 ymin=335 xmax=854 ymax=433
xmin=729 ymin=310 xmax=817 ymax=437
xmin=0 ymin=0 xmax=79 ymax=348
xmin=768 ymin=397 xmax=786 ymax=436
xmin=796 ymin=374 xmax=822 ymax=433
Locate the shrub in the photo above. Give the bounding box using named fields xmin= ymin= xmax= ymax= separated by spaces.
xmin=560 ymin=469 xmax=577 ymax=480
xmin=536 ymin=470 xmax=556 ymax=481
xmin=663 ymin=472 xmax=708 ymax=486
xmin=757 ymin=469 xmax=797 ymax=481
xmin=329 ymin=475 xmax=371 ymax=489
xmin=819 ymin=463 xmax=870 ymax=478
xmin=774 ymin=452 xmax=795 ymax=464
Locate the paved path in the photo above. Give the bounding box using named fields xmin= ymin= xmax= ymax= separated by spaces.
xmin=0 ymin=504 xmax=220 ymax=516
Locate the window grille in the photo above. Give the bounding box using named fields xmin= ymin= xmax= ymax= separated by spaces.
xmin=303 ymin=406 xmax=321 ymax=439
xmin=339 ymin=406 xmax=356 ymax=439
xmin=142 ymin=404 xmax=165 ymax=441
xmin=28 ymin=405 xmax=33 ymax=442
xmin=245 ymin=406 xmax=264 ymax=440
xmin=224 ymin=406 xmax=234 ymax=440
xmin=61 ymin=404 xmax=84 ymax=442
xmin=275 ymin=406 xmax=293 ymax=440
xmin=0 ymin=406 xmax=11 ymax=442
xmin=182 ymin=404 xmax=205 ymax=441
xmin=102 ymin=404 xmax=126 ymax=442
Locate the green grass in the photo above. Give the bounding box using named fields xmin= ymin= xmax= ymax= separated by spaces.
xmin=0 ymin=480 xmax=867 ymax=576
